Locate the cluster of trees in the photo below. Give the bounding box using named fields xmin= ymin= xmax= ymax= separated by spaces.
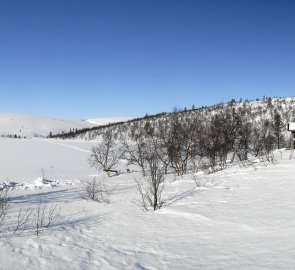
xmin=0 ymin=134 xmax=23 ymax=139
xmin=89 ymin=104 xmax=290 ymax=210
xmin=49 ymin=112 xmax=168 ymax=139
xmin=49 ymin=97 xmax=295 ymax=142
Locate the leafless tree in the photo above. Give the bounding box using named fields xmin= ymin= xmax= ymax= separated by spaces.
xmin=81 ymin=178 xmax=110 ymax=203
xmin=34 ymin=203 xmax=46 ymax=236
xmin=0 ymin=189 xmax=9 ymax=229
xmin=235 ymin=121 xmax=252 ymax=161
xmin=196 ymin=108 xmax=239 ymax=172
xmin=89 ymin=128 xmax=124 ymax=174
xmin=166 ymin=114 xmax=193 ymax=175
xmin=251 ymin=119 xmax=276 ymax=162
xmin=157 ymin=119 xmax=172 ymax=174
xmin=135 ymin=136 xmax=166 ymax=211
xmin=45 ymin=204 xmax=60 ymax=228
xmin=13 ymin=208 xmax=33 ymax=234
xmin=121 ymin=130 xmax=147 ymax=176
xmin=33 ymin=202 xmax=60 ymax=236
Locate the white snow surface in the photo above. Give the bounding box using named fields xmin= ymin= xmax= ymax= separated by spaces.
xmin=0 ymin=113 xmax=134 ymax=138
xmin=87 ymin=116 xmax=133 ymax=126
xmin=288 ymin=122 xmax=295 ymax=131
xmin=1 ymin=137 xmax=295 ymax=269
xmin=0 ymin=113 xmax=96 ymax=138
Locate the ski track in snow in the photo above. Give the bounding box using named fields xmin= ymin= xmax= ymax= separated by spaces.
xmin=45 ymin=139 xmax=91 ymax=153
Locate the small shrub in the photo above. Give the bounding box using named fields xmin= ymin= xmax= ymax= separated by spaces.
xmin=0 ymin=189 xmax=9 ymax=229
xmin=13 ymin=208 xmax=33 ymax=234
xmin=33 ymin=202 xmax=61 ymax=236
xmin=81 ymin=178 xmax=110 ymax=204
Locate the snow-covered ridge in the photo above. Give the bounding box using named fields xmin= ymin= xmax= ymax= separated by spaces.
xmin=0 ymin=113 xmax=97 ymax=138
xmin=86 ymin=116 xmax=133 ymax=126
xmin=69 ymin=97 xmax=295 ymax=141
xmin=0 ymin=113 xmax=132 ymax=138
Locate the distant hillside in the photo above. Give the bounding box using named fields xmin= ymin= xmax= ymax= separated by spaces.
xmin=0 ymin=113 xmax=96 ymax=138
xmin=51 ymin=96 xmax=295 ymax=140
xmin=87 ymin=116 xmax=133 ymax=126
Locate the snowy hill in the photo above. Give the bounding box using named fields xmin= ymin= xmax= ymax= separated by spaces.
xmin=87 ymin=116 xmax=133 ymax=126
xmin=1 ymin=97 xmax=295 ymax=269
xmin=54 ymin=97 xmax=295 ymax=140
xmin=0 ymin=113 xmax=96 ymax=138
xmin=0 ymin=113 xmax=132 ymax=138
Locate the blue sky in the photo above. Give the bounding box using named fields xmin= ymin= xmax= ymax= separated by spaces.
xmin=0 ymin=0 xmax=294 ymax=118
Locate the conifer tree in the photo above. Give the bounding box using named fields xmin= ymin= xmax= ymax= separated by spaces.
xmin=273 ymin=113 xmax=284 ymax=149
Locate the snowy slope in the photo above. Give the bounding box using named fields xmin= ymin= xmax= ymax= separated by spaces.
xmin=87 ymin=116 xmax=133 ymax=126
xmin=0 ymin=113 xmax=96 ymax=138
xmin=76 ymin=97 xmax=295 ymax=141
xmin=1 ymin=137 xmax=295 ymax=269
xmin=0 ymin=113 xmax=134 ymax=138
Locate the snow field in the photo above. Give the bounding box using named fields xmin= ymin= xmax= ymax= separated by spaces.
xmin=0 ymin=138 xmax=295 ymax=269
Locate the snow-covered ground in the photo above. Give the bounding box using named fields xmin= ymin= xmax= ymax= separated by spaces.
xmin=1 ymin=136 xmax=295 ymax=269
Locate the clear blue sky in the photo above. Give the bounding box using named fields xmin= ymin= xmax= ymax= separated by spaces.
xmin=0 ymin=0 xmax=294 ymax=118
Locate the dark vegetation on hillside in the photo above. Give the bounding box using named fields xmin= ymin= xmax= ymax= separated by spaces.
xmin=84 ymin=96 xmax=295 ymax=210
xmin=50 ymin=96 xmax=295 ymax=142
